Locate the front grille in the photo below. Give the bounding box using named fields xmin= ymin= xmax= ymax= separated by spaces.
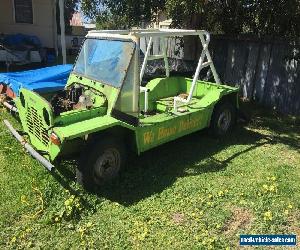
xmin=26 ymin=107 xmax=49 ymax=146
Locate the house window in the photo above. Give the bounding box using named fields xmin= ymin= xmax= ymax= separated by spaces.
xmin=14 ymin=0 xmax=33 ymax=24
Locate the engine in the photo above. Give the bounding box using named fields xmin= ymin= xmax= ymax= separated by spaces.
xmin=50 ymin=84 xmax=104 ymax=116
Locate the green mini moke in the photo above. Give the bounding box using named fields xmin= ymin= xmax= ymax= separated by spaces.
xmin=4 ymin=29 xmax=239 ymax=189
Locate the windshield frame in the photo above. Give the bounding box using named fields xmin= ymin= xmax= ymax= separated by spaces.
xmin=72 ymin=37 xmax=136 ymax=89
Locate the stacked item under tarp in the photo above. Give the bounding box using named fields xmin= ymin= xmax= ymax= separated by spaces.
xmin=0 ymin=33 xmax=45 ymax=64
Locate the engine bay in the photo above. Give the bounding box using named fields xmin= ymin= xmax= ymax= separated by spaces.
xmin=50 ymin=84 xmax=107 ymax=116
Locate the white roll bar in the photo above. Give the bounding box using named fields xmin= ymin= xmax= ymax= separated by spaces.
xmin=174 ymin=31 xmax=220 ymax=111
xmin=87 ymin=29 xmax=221 ymax=113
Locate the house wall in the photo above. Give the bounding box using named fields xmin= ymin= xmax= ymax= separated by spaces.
xmin=57 ymin=34 xmax=84 ymax=49
xmin=0 ymin=0 xmax=56 ymax=48
xmin=137 ymin=11 xmax=171 ymax=29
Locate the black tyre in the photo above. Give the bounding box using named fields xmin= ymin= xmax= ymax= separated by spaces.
xmin=76 ymin=137 xmax=126 ymax=190
xmin=211 ymin=102 xmax=236 ymax=136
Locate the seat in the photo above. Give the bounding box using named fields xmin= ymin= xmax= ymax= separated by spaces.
xmin=140 ymin=77 xmax=188 ymax=113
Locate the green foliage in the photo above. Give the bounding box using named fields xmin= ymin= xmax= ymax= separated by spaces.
xmin=243 ymin=0 xmax=300 ymax=39
xmin=95 ymin=11 xmax=128 ymax=30
xmin=81 ymin=0 xmax=165 ymax=29
xmin=166 ymin=0 xmax=300 ymax=40
xmin=81 ymin=0 xmax=300 ymax=41
xmin=81 ymin=0 xmax=104 ymax=20
xmin=51 ymin=192 xmax=83 ymax=223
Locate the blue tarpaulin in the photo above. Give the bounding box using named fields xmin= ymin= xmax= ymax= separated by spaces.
xmin=0 ymin=64 xmax=72 ymax=96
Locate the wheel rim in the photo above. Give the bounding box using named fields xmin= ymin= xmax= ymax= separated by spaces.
xmin=217 ymin=109 xmax=232 ymax=133
xmin=93 ymin=148 xmax=121 ymax=184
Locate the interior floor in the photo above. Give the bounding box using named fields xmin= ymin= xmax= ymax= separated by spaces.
xmin=139 ymin=76 xmax=220 ymax=125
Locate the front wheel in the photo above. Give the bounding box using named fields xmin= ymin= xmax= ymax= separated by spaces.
xmin=210 ymin=102 xmax=236 ymax=136
xmin=76 ymin=138 xmax=126 ymax=190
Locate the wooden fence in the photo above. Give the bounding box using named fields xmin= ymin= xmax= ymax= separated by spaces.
xmin=210 ymin=36 xmax=300 ymax=115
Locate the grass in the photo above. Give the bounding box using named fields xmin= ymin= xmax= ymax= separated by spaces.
xmin=0 ymin=103 xmax=299 ymax=249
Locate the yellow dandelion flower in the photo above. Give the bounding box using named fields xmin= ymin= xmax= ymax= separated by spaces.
xmin=218 ymin=191 xmax=224 ymax=196
xmin=264 ymin=211 xmax=273 ymax=221
xmin=269 ymin=185 xmax=276 ymax=192
xmin=239 ymin=200 xmax=247 ymax=205
xmin=20 ymin=195 xmax=29 ymax=205
xmin=20 ymin=195 xmax=26 ymax=202
xmin=78 ymin=227 xmax=86 ymax=238
xmin=288 ymin=204 xmax=293 ymax=209
xmin=64 ymin=199 xmax=71 ymax=206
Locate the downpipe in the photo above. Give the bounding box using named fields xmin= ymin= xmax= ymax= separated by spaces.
xmin=3 ymin=101 xmax=18 ymax=113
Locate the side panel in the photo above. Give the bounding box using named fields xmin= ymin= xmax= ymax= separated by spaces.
xmin=136 ymin=108 xmax=211 ymax=153
xmin=50 ymin=117 xmax=135 ymax=161
xmin=135 ymin=82 xmax=239 ymax=154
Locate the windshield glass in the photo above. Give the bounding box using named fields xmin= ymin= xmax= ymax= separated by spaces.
xmin=73 ymin=39 xmax=135 ymax=88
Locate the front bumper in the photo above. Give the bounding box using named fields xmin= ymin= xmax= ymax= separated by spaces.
xmin=4 ymin=120 xmax=54 ymax=171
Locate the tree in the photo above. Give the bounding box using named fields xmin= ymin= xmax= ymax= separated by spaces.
xmin=81 ymin=0 xmax=165 ymax=29
xmin=166 ymin=0 xmax=300 ymax=40
xmin=243 ymin=0 xmax=300 ymax=39
xmin=80 ymin=0 xmax=300 ymax=41
xmin=57 ymin=0 xmax=80 ymax=35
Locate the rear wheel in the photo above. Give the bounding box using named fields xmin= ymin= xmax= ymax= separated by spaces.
xmin=211 ymin=102 xmax=236 ymax=136
xmin=76 ymin=137 xmax=126 ymax=190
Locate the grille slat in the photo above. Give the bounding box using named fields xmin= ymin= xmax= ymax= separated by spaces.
xmin=26 ymin=107 xmax=49 ymax=146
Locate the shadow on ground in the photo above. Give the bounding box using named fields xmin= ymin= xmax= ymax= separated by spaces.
xmin=95 ymin=126 xmax=268 ymax=206
xmin=51 ymin=105 xmax=299 ymax=208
